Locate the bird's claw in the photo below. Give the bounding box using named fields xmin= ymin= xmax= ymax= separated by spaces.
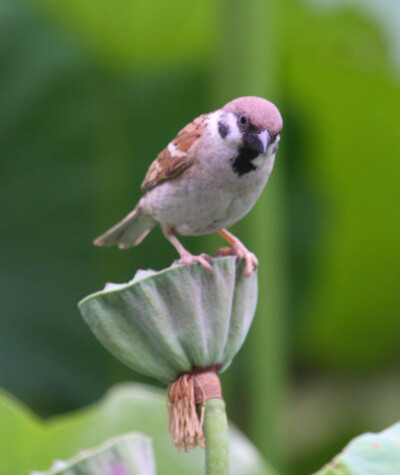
xmin=176 ymin=253 xmax=213 ymax=276
xmin=215 ymin=244 xmax=258 ymax=277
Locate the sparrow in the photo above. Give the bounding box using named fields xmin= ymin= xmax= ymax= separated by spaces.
xmin=94 ymin=96 xmax=283 ymax=277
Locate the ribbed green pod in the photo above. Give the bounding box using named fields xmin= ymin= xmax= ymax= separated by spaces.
xmin=78 ymin=257 xmax=258 ymax=383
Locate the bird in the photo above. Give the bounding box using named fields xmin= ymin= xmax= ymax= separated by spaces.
xmin=94 ymin=96 xmax=283 ymax=277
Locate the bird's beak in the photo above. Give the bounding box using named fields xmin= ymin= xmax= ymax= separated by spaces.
xmin=257 ymin=130 xmax=270 ymax=154
xmin=245 ymin=130 xmax=270 ymax=155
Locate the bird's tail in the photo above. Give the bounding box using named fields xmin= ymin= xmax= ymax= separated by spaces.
xmin=93 ymin=205 xmax=156 ymax=249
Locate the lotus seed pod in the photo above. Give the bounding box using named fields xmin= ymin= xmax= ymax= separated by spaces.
xmin=78 ymin=257 xmax=258 ymax=384
xmin=31 ymin=432 xmax=155 ymax=475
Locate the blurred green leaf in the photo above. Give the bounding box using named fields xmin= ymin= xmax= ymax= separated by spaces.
xmin=280 ymin=1 xmax=400 ymax=369
xmin=313 ymin=422 xmax=400 ymax=474
xmin=33 ymin=0 xmax=217 ymax=70
xmin=0 ymin=0 xmax=207 ymax=415
xmin=306 ymin=0 xmax=400 ymax=72
xmin=0 ymin=384 xmax=273 ymax=475
xmin=33 ymin=432 xmax=156 ymax=475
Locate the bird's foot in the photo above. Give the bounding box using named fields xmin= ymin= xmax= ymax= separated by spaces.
xmin=176 ymin=252 xmax=213 ymax=276
xmin=215 ymin=243 xmax=258 ymax=277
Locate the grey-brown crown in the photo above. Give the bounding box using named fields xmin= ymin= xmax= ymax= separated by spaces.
xmin=222 ymin=96 xmax=283 ymax=136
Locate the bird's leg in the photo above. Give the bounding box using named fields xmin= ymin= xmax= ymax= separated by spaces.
xmin=215 ymin=229 xmax=258 ymax=277
xmin=162 ymin=227 xmax=213 ymax=276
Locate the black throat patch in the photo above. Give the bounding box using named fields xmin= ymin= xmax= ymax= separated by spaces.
xmin=232 ymin=147 xmax=259 ymax=176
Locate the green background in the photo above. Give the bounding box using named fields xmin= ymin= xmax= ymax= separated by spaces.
xmin=1 ymin=0 xmax=399 ymax=473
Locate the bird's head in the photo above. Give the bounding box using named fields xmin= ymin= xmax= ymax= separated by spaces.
xmin=215 ymin=96 xmax=282 ymax=158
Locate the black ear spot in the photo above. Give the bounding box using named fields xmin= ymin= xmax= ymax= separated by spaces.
xmin=218 ymin=121 xmax=229 ymax=139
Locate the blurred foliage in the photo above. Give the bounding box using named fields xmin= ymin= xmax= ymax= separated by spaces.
xmin=208 ymin=1 xmax=288 ymax=468
xmin=0 ymin=0 xmax=208 ymax=413
xmin=33 ymin=432 xmax=156 ymax=475
xmin=0 ymin=384 xmax=272 ymax=475
xmin=281 ymin=1 xmax=400 ymax=369
xmin=1 ymin=0 xmax=399 ymax=474
xmin=313 ymin=421 xmax=400 ymax=475
xmin=34 ymin=0 xmax=217 ymax=71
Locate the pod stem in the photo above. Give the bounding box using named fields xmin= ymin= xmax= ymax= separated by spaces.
xmin=203 ymin=398 xmax=229 ymax=475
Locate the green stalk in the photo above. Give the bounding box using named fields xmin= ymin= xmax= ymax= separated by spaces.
xmin=211 ymin=0 xmax=287 ymax=469
xmin=203 ymin=398 xmax=229 ymax=475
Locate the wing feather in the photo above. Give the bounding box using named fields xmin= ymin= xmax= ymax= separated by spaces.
xmin=141 ymin=114 xmax=207 ymax=192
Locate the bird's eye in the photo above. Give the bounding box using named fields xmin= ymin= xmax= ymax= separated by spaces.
xmin=239 ymin=114 xmax=249 ymax=127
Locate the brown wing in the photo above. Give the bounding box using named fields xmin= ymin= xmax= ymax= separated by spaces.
xmin=141 ymin=114 xmax=208 ymax=192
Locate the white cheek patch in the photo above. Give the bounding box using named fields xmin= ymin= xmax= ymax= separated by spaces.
xmin=207 ymin=110 xmax=223 ymax=138
xmin=208 ymin=110 xmax=241 ymax=149
xmin=224 ymin=113 xmax=242 ymax=144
